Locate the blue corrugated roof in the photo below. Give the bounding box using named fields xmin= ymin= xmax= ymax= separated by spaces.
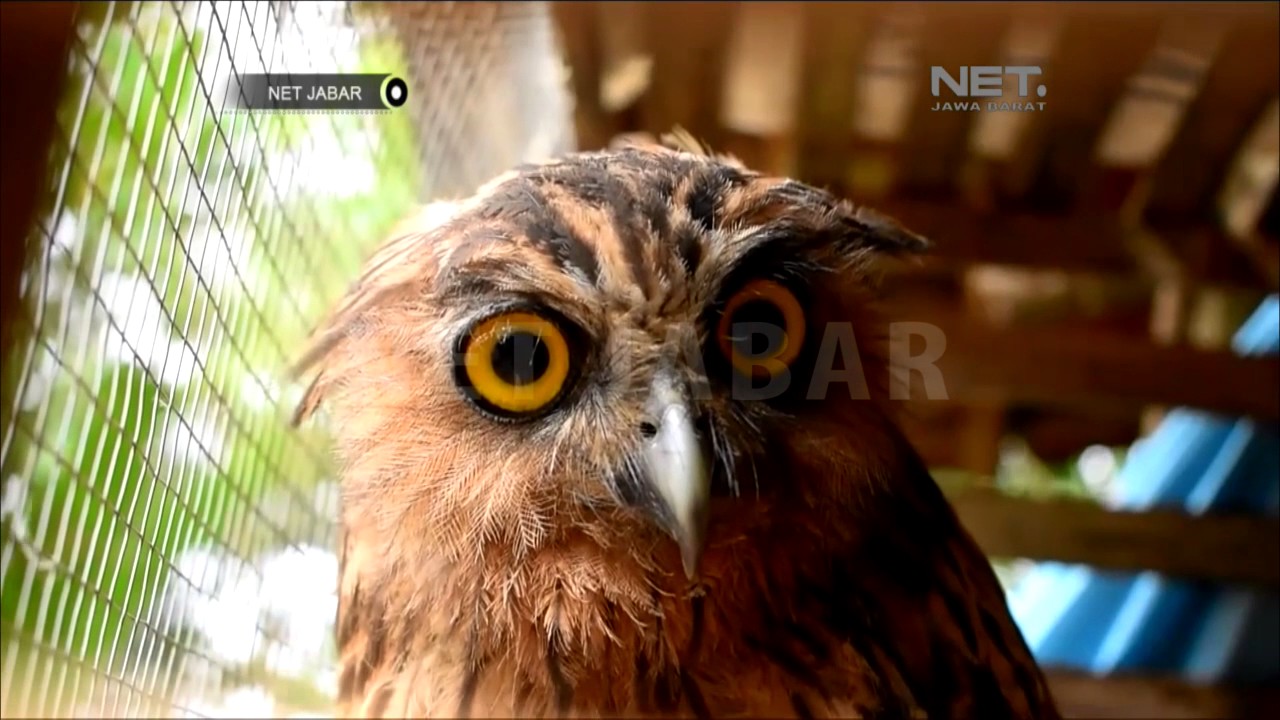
xmin=1008 ymin=295 xmax=1280 ymax=683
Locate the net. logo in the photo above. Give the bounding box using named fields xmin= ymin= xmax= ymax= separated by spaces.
xmin=929 ymin=65 xmax=1047 ymax=113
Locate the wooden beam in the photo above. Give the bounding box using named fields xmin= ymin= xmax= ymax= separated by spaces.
xmin=1046 ymin=669 xmax=1280 ymax=719
xmin=880 ymin=273 xmax=1275 ymax=424
xmin=0 ymin=2 xmax=75 ymax=361
xmin=900 ymin=396 xmax=1021 ymax=473
xmin=944 ymin=484 xmax=1280 ymax=588
xmin=1145 ymin=13 xmax=1280 ymax=223
xmin=998 ymin=14 xmax=1161 ymax=207
xmin=843 ymin=7 xmax=924 ymax=201
xmin=912 ymin=312 xmax=1280 ymax=421
xmin=896 ymin=8 xmax=1007 ymax=194
xmin=1261 ymin=186 xmax=1280 ymax=243
xmin=1014 ymin=409 xmax=1140 ymax=463
xmin=1140 ymin=277 xmax=1193 ymax=433
xmin=595 ymin=1 xmax=650 ymax=115
xmin=638 ymin=2 xmax=735 ymax=148
xmin=719 ymin=2 xmax=805 ymax=177
xmin=815 ymin=2 xmax=1280 ymax=24
xmin=874 ymin=198 xmax=1137 ymax=271
xmin=550 ymin=2 xmax=612 ymax=152
xmin=795 ymin=3 xmax=876 ymax=189
xmin=857 ymin=195 xmax=1272 ymax=290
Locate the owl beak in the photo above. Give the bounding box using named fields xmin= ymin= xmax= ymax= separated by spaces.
xmin=642 ymin=372 xmax=711 ymax=580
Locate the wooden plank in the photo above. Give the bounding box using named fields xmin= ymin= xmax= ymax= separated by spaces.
xmin=1109 ymin=16 xmax=1280 ymax=289
xmin=915 ymin=313 xmax=1280 ymax=421
xmin=1046 ymin=669 xmax=1280 ymax=719
xmin=896 ymin=8 xmax=1008 ymax=194
xmin=0 ymin=2 xmax=76 ymax=360
xmin=900 ymin=401 xmax=1016 ymax=474
xmin=1255 ymin=187 xmax=1280 ymax=287
xmin=795 ymin=3 xmax=876 ymax=189
xmin=1018 ymin=2 xmax=1278 ymax=23
xmin=861 ymin=196 xmax=1271 ymax=290
xmin=908 ymin=197 xmax=1164 ymax=272
xmin=879 ymin=292 xmax=1277 ymax=420
xmin=899 ymin=404 xmax=971 ymax=471
xmin=945 ymin=484 xmax=1280 ymax=588
xmin=843 ymin=2 xmax=1280 ymax=24
xmin=1234 ymin=232 xmax=1280 ymax=292
xmin=1139 ymin=276 xmax=1192 ymax=434
xmin=880 ymin=259 xmax=1164 ymax=345
xmin=1262 ymin=186 xmax=1280 ymax=243
xmin=843 ymin=7 xmax=925 ymax=200
xmin=955 ymin=402 xmax=1007 ymax=477
xmin=961 ymin=11 xmax=1065 ymax=210
xmin=1088 ymin=20 xmax=1225 ymax=174
xmin=866 ymin=196 xmax=1138 ymax=271
xmin=638 ymin=2 xmax=735 ymax=146
xmin=549 ymin=2 xmax=612 ymax=151
xmin=1014 ymin=409 xmax=1140 ymax=463
xmin=998 ymin=13 xmax=1162 ymax=208
xmin=719 ymin=2 xmax=805 ymax=176
xmin=1145 ymin=12 xmax=1280 ymax=223
xmin=954 ymin=268 xmax=1014 ymax=477
xmin=595 ymin=1 xmax=650 ymax=115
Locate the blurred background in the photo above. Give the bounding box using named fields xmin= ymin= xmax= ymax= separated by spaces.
xmin=0 ymin=2 xmax=1276 ymax=718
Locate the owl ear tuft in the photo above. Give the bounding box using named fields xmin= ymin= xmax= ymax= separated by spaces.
xmin=660 ymin=126 xmax=747 ymax=168
xmin=657 ymin=126 xmax=710 ymax=156
xmin=607 ymin=127 xmax=747 ymax=168
xmin=290 ymin=371 xmax=328 ymax=427
xmin=288 ymin=201 xmax=461 ymax=428
xmin=607 ymin=131 xmax=662 ymax=151
xmin=607 ymin=127 xmax=708 ymax=155
xmin=846 ymin=205 xmax=931 ymax=256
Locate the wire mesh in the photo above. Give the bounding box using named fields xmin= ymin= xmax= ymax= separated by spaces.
xmin=0 ymin=2 xmax=575 ymax=717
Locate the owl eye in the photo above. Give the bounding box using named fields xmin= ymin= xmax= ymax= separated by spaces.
xmin=716 ymin=279 xmax=806 ymax=378
xmin=456 ymin=311 xmax=573 ymax=418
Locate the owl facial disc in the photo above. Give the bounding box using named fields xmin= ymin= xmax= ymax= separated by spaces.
xmin=641 ymin=368 xmax=711 ymax=580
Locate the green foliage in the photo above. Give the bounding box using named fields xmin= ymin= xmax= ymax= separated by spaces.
xmin=994 ymin=439 xmax=1126 ymax=503
xmin=2 ymin=3 xmax=422 ymax=713
xmin=2 ymin=366 xmax=227 ymax=690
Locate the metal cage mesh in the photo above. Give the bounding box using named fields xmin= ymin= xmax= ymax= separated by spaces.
xmin=0 ymin=2 xmax=574 ymax=717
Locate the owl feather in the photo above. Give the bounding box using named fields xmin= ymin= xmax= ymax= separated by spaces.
xmin=293 ymin=144 xmax=1059 ymax=719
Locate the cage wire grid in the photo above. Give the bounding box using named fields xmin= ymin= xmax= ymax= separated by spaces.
xmin=0 ymin=2 xmax=576 ymax=717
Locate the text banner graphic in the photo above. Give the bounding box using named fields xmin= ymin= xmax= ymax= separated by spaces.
xmin=226 ymin=73 xmax=408 ymax=111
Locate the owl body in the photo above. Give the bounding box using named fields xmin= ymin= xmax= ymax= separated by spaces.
xmin=295 ymin=141 xmax=1060 ymax=719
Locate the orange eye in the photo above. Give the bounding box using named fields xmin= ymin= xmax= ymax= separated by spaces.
xmin=457 ymin=311 xmax=573 ymax=417
xmin=716 ymin=279 xmax=806 ymax=378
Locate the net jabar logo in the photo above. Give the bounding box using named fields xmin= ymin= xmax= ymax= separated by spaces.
xmin=229 ymin=73 xmax=410 ymax=112
xmin=382 ymin=76 xmax=408 ymax=109
xmin=930 ymin=65 xmax=1047 ymax=113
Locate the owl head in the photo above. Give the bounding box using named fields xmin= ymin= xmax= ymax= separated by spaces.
xmin=293 ymin=140 xmax=929 ymax=586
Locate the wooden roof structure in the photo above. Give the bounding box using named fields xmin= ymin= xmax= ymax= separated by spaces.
xmin=551 ymin=0 xmax=1279 ymax=473
xmin=551 ymin=2 xmax=1280 ymax=717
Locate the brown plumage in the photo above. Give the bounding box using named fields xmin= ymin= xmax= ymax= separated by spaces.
xmin=292 ymin=137 xmax=1061 ymax=719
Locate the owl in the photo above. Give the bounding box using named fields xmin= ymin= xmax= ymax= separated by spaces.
xmin=292 ymin=135 xmax=1060 ymax=719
